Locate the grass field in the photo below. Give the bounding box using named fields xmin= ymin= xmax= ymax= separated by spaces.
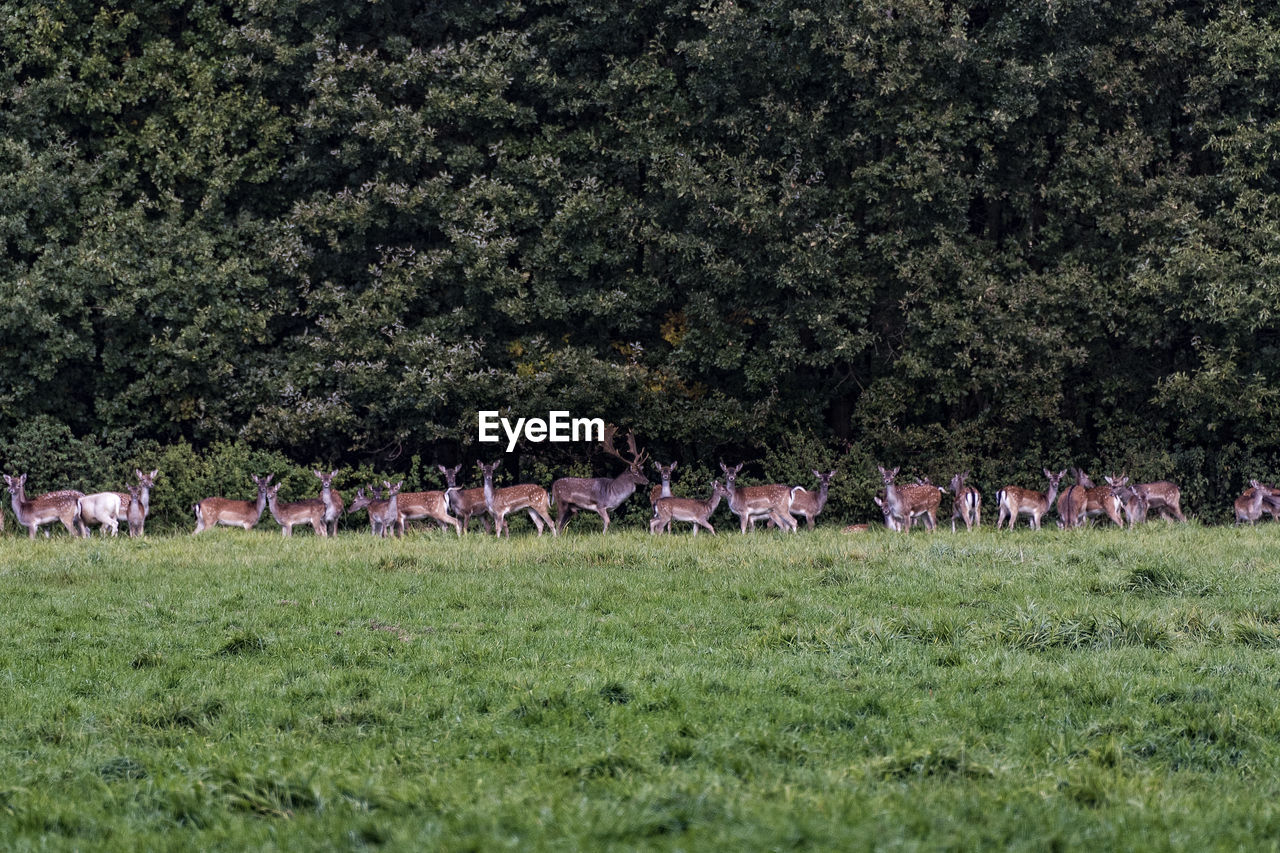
xmin=2 ymin=524 xmax=1280 ymax=850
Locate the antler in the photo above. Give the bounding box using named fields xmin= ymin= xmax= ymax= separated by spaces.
xmin=602 ymin=425 xmax=649 ymax=471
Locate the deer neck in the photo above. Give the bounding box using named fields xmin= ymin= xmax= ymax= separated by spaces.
xmin=255 ymin=490 xmax=269 ymax=523
xmin=483 ymin=478 xmax=495 ymax=510
xmin=1044 ymin=481 xmax=1060 ymax=508
xmin=814 ymin=482 xmax=830 ymax=512
xmin=267 ymin=492 xmax=283 ymax=523
xmin=604 ymin=472 xmax=640 ymax=504
xmin=707 ymin=489 xmax=724 ymax=514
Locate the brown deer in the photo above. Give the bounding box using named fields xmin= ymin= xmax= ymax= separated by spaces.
xmin=878 ymin=466 xmax=942 ymax=532
xmin=1235 ymin=480 xmax=1269 ymax=525
xmin=125 ymin=484 xmax=147 ymax=536
xmin=438 ymin=464 xmax=491 ymax=535
xmin=1107 ymin=480 xmax=1148 ymax=527
xmin=266 ymin=482 xmax=327 ymax=537
xmin=650 ymin=480 xmax=728 ymax=536
xmin=1056 ymin=481 xmax=1087 ymax=529
xmin=1124 ymin=480 xmax=1187 ymax=522
xmin=1071 ymin=468 xmax=1125 ymax=527
xmin=873 ymin=494 xmax=902 ymax=531
xmin=789 ymin=470 xmax=837 ymax=530
xmin=552 ymin=427 xmax=649 ymax=533
xmin=3 ymin=474 xmax=85 ymax=539
xmin=479 ymin=461 xmax=556 ymax=537
xmin=1261 ymin=483 xmax=1280 ymax=520
xmin=394 ymin=487 xmax=462 ymax=537
xmin=996 ymin=469 xmax=1065 ymax=530
xmin=313 ymin=470 xmax=345 ymax=536
xmin=649 ymin=461 xmax=678 ymax=506
xmin=372 ymin=481 xmax=403 ymax=538
xmin=79 ymin=491 xmax=123 ymax=536
xmin=347 ymin=486 xmax=384 ymax=536
xmin=949 ymin=472 xmax=981 ymax=532
xmin=721 ymin=462 xmax=798 ymax=533
xmin=193 ymin=474 xmax=272 ymax=533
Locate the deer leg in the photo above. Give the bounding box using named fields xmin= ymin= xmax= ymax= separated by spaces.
xmin=598 ymin=508 xmax=610 ymax=534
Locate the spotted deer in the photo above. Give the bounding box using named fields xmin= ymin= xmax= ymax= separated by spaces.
xmin=3 ymin=473 xmax=85 ymax=539
xmin=650 ymin=480 xmax=727 ymax=536
xmin=789 ymin=470 xmax=836 ymax=530
xmin=438 ymin=464 xmax=491 ymax=535
xmin=394 ymin=487 xmax=461 ymax=537
xmin=551 ymin=427 xmax=649 ymax=534
xmin=720 ymin=462 xmax=798 ymax=533
xmin=372 ymin=481 xmax=403 ymax=538
xmin=266 ymin=482 xmax=327 ymax=537
xmin=1235 ymin=480 xmax=1269 ymax=525
xmin=949 ymin=472 xmax=981 ymax=532
xmin=878 ymin=466 xmax=942 ymax=532
xmin=1056 ymin=481 xmax=1087 ymax=529
xmin=1071 ymin=468 xmax=1125 ymax=527
xmin=480 ymin=461 xmax=556 ymax=537
xmin=996 ymin=469 xmax=1064 ymax=530
xmin=193 ymin=474 xmax=272 ymax=533
xmin=313 ymin=470 xmax=346 ymax=536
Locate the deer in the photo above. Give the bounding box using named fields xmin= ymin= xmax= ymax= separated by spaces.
xmin=650 ymin=480 xmax=728 ymax=536
xmin=393 ymin=486 xmax=462 ymax=537
xmin=649 ymin=461 xmax=678 ymax=506
xmin=78 ymin=491 xmax=123 ymax=536
xmin=878 ymin=466 xmax=942 ymax=532
xmin=193 ymin=474 xmax=272 ymax=533
xmin=789 ymin=470 xmax=837 ymax=530
xmin=949 ymin=472 xmax=982 ymax=532
xmin=551 ymin=426 xmax=649 ymax=534
xmin=438 ymin=464 xmax=491 ymax=535
xmin=125 ymin=484 xmax=147 ymax=536
xmin=347 ymin=486 xmax=384 ymax=536
xmin=1056 ymin=480 xmax=1087 ymax=529
xmin=1235 ymin=480 xmax=1270 ymax=525
xmin=1106 ymin=480 xmax=1148 ymax=527
xmin=996 ymin=469 xmax=1064 ymax=530
xmin=265 ymin=482 xmax=327 ymax=537
xmin=3 ymin=473 xmax=85 ymax=539
xmin=1121 ymin=480 xmax=1187 ymax=522
xmin=479 ymin=461 xmax=556 ymax=537
xmin=1071 ymin=468 xmax=1125 ymax=527
xmin=1260 ymin=483 xmax=1280 ymax=520
xmin=371 ymin=481 xmax=403 ymax=538
xmin=720 ymin=462 xmax=798 ymax=533
xmin=313 ymin=470 xmax=345 ymax=536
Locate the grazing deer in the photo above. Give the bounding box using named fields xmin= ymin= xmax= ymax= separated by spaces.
xmin=79 ymin=492 xmax=123 ymax=536
xmin=438 ymin=465 xmax=491 ymax=535
xmin=997 ymin=469 xmax=1064 ymax=530
xmin=371 ymin=481 xmax=403 ymax=538
xmin=1071 ymin=469 xmax=1125 ymax=527
xmin=878 ymin=466 xmax=942 ymax=532
xmin=1125 ymin=480 xmax=1187 ymax=522
xmin=479 ymin=461 xmax=556 ymax=537
xmin=552 ymin=427 xmax=649 ymax=533
xmin=949 ymin=472 xmax=982 ymax=532
xmin=3 ymin=473 xmax=85 ymax=539
xmin=1056 ymin=481 xmax=1087 ymax=529
xmin=313 ymin=470 xmax=346 ymax=536
xmin=650 ymin=480 xmax=728 ymax=536
xmin=125 ymin=484 xmax=147 ymax=536
xmin=394 ymin=487 xmax=462 ymax=537
xmin=649 ymin=461 xmax=678 ymax=506
xmin=1235 ymin=480 xmax=1269 ymax=525
xmin=789 ymin=470 xmax=837 ymax=530
xmin=193 ymin=474 xmax=272 ymax=533
xmin=266 ymin=482 xmax=327 ymax=537
xmin=721 ymin=462 xmax=798 ymax=533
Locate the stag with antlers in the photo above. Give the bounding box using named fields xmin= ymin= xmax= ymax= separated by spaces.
xmin=551 ymin=426 xmax=650 ymax=534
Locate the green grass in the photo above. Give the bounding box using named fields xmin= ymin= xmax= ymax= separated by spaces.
xmin=2 ymin=524 xmax=1280 ymax=849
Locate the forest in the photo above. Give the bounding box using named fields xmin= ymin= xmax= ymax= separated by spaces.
xmin=1 ymin=0 xmax=1278 ymax=524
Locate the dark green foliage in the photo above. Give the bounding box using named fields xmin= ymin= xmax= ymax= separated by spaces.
xmin=1 ymin=0 xmax=1278 ymax=519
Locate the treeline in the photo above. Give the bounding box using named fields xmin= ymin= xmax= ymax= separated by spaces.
xmin=1 ymin=0 xmax=1278 ymax=523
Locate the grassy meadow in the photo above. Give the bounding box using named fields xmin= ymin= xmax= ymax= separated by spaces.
xmin=2 ymin=523 xmax=1280 ymax=849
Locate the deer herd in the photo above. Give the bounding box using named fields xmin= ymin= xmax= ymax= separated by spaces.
xmin=3 ymin=438 xmax=1278 ymax=539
